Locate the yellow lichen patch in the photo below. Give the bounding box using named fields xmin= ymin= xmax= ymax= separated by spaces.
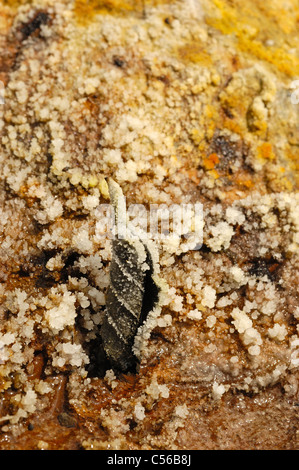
xmin=190 ymin=128 xmax=204 ymax=146
xmin=74 ymin=0 xmax=139 ymax=23
xmin=257 ymin=142 xmax=276 ymax=162
xmin=267 ymin=171 xmax=295 ymax=192
xmin=1 ymin=0 xmax=32 ymax=8
xmin=0 ymin=8 xmax=13 ymax=34
xmin=200 ymin=152 xmax=220 ymax=180
xmin=209 ymin=169 xmax=220 ymax=179
xmin=74 ymin=0 xmax=174 ymax=22
xmin=235 ymin=176 xmax=254 ymax=189
xmin=190 ymin=123 xmax=215 ymax=150
xmin=237 ymin=38 xmax=299 ymax=78
xmin=203 ymin=153 xmax=219 ymax=170
xmin=178 ymin=44 xmax=212 ymax=67
xmin=221 ymin=118 xmax=244 ymax=136
xmin=205 ymin=0 xmax=299 ymax=77
xmin=255 ymin=1 xmax=297 ymax=36
xmin=284 ymin=149 xmax=299 ymax=188
xmin=278 ymin=176 xmax=294 ymax=192
xmin=285 ymin=148 xmax=299 ymax=168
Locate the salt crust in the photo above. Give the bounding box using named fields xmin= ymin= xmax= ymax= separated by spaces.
xmin=133 ymin=403 xmax=146 ymax=421
xmin=174 ymin=404 xmax=189 ymax=419
xmin=146 ymin=374 xmax=170 ymax=400
xmin=0 ymin=0 xmax=298 ymax=425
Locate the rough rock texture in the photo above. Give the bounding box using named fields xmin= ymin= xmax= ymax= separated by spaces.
xmin=0 ymin=0 xmax=298 ymax=450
